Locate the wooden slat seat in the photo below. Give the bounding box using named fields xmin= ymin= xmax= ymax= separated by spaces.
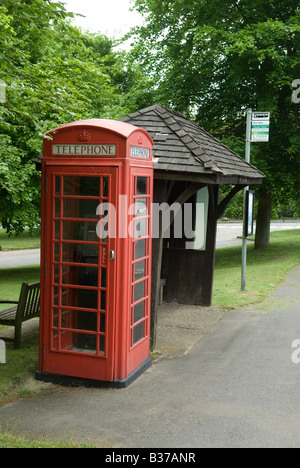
xmin=0 ymin=282 xmax=40 ymax=348
xmin=0 ymin=306 xmax=18 ymax=323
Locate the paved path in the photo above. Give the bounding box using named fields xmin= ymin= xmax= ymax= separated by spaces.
xmin=1 ymin=265 xmax=300 ymax=448
xmin=0 ymin=249 xmax=40 ymax=268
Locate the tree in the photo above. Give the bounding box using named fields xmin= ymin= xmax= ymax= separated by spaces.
xmin=0 ymin=0 xmax=154 ymax=234
xmin=130 ymin=0 xmax=300 ymax=247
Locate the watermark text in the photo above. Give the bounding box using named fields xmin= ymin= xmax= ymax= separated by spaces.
xmin=96 ymin=197 xmax=205 ymax=249
xmin=292 ymin=80 xmax=300 ymax=104
xmin=0 ymin=339 xmax=6 ymax=364
xmin=0 ymin=80 xmax=6 ymax=104
xmin=291 ymin=339 xmax=300 ymax=364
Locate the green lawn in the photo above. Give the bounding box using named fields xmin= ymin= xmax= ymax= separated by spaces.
xmin=0 ymin=228 xmax=40 ymax=251
xmin=213 ymin=229 xmax=300 ymax=308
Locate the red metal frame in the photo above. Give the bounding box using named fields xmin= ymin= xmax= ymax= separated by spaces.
xmin=39 ymin=120 xmax=153 ymax=384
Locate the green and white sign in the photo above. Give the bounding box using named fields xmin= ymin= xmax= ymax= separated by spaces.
xmin=251 ymin=112 xmax=270 ymax=142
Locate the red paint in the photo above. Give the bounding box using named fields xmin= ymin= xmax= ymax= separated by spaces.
xmin=39 ymin=120 xmax=153 ymax=383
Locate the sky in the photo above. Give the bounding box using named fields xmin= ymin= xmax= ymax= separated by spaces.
xmin=62 ymin=0 xmax=144 ymax=40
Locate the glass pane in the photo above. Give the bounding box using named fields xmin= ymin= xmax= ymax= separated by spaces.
xmin=60 ymin=288 xmax=98 ymax=310
xmin=63 ymin=177 xmax=100 ymax=197
xmin=53 ymin=308 xmax=59 ymax=328
xmin=135 ymin=260 xmax=145 ymax=282
xmin=53 ymin=287 xmax=59 ymax=306
xmin=62 ymin=243 xmax=99 ymax=265
xmin=135 ymin=218 xmax=147 ymax=239
xmin=62 ymin=265 xmax=98 ymax=287
xmin=55 ymin=176 xmax=61 ymax=195
xmin=78 ymin=289 xmax=98 ymax=309
xmin=61 ymin=310 xmax=68 ymax=328
xmin=135 ymin=239 xmax=146 ymax=260
xmin=134 ymin=301 xmax=145 ymax=323
xmin=133 ymin=322 xmax=144 ymax=345
xmin=136 ymin=177 xmax=147 ymax=195
xmin=100 ymin=313 xmax=106 ymax=333
xmin=101 ymin=290 xmax=106 ymax=310
xmin=100 ymin=335 xmax=105 ymax=355
xmin=54 ymin=243 xmax=60 ymax=262
xmin=135 ymin=198 xmax=147 ymax=217
xmin=61 ymin=332 xmax=97 ymax=354
xmin=62 ymin=220 xmax=98 ymax=242
xmin=101 ymin=268 xmax=107 ymax=288
xmin=52 ymin=334 xmax=59 ymax=350
xmin=134 ymin=280 xmax=145 ymax=303
xmin=54 ymin=264 xmax=59 ymax=283
xmin=55 ymin=221 xmax=60 ymax=239
xmin=60 ymin=309 xmax=97 ymax=332
xmin=97 ymin=221 xmax=108 ymax=243
xmin=102 ymin=177 xmax=109 ymax=198
xmin=55 ymin=198 xmax=61 ymax=218
xmin=63 ymin=198 xmax=99 ymax=220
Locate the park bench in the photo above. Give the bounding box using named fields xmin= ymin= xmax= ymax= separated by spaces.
xmin=0 ymin=282 xmax=40 ymax=348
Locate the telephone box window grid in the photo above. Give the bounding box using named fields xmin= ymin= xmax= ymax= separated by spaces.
xmin=131 ymin=176 xmax=151 ymax=347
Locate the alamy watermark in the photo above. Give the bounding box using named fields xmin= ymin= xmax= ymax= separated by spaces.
xmin=0 ymin=339 xmax=6 ymax=364
xmin=292 ymin=80 xmax=300 ymax=104
xmin=291 ymin=339 xmax=300 ymax=364
xmin=0 ymin=80 xmax=6 ymax=104
xmin=96 ymin=197 xmax=206 ymax=249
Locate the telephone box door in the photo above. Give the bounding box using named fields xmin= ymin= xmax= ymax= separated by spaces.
xmin=42 ymin=166 xmax=117 ymax=382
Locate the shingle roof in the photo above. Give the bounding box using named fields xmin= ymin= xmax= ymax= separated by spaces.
xmin=120 ymin=104 xmax=265 ymax=185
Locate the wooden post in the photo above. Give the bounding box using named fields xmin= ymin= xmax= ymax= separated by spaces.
xmin=202 ymin=185 xmax=219 ymax=306
xmin=150 ymin=179 xmax=167 ymax=349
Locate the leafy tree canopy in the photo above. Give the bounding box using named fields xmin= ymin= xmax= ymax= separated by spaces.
xmin=131 ymin=0 xmax=300 ymax=228
xmin=0 ymin=0 xmax=154 ymax=234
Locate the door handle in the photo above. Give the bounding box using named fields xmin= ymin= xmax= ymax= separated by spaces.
xmin=110 ymin=250 xmax=115 ymax=261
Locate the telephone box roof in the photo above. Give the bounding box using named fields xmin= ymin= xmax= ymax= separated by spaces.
xmin=44 ymin=118 xmax=153 ymax=142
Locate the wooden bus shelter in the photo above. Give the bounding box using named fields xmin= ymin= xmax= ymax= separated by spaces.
xmin=121 ymin=105 xmax=265 ymax=347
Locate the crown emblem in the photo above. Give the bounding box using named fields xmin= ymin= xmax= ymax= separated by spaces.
xmin=77 ymin=130 xmax=91 ymax=142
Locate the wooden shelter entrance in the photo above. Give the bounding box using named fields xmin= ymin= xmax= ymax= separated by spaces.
xmin=121 ymin=105 xmax=265 ymax=347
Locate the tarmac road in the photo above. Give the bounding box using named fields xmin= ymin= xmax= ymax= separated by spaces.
xmin=0 ymin=248 xmax=41 ymax=269
xmin=216 ymin=220 xmax=300 ymax=248
xmin=1 ymin=265 xmax=300 ymax=448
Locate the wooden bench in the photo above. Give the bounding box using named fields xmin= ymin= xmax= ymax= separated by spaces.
xmin=0 ymin=282 xmax=40 ymax=348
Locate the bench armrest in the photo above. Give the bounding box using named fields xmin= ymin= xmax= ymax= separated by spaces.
xmin=0 ymin=300 xmax=19 ymax=304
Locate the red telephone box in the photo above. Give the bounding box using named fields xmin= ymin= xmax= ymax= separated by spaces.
xmin=36 ymin=119 xmax=154 ymax=387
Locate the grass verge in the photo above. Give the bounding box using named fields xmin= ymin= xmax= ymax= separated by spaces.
xmin=0 ymin=266 xmax=40 ymax=305
xmin=0 ymin=228 xmax=40 ymax=251
xmin=213 ymin=229 xmax=300 ymax=308
xmin=0 ymin=433 xmax=93 ymax=448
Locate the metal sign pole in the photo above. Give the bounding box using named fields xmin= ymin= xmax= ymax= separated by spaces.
xmin=241 ymin=109 xmax=252 ymax=291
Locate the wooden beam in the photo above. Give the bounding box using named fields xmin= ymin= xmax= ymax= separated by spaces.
xmin=167 ymin=182 xmax=205 ymax=227
xmin=154 ymin=171 xmax=217 ymax=185
xmin=217 ymin=184 xmax=244 ymax=219
xmin=172 ymin=183 xmax=205 ymax=206
xmin=202 ymin=185 xmax=219 ymax=305
xmin=150 ymin=179 xmax=168 ymax=349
